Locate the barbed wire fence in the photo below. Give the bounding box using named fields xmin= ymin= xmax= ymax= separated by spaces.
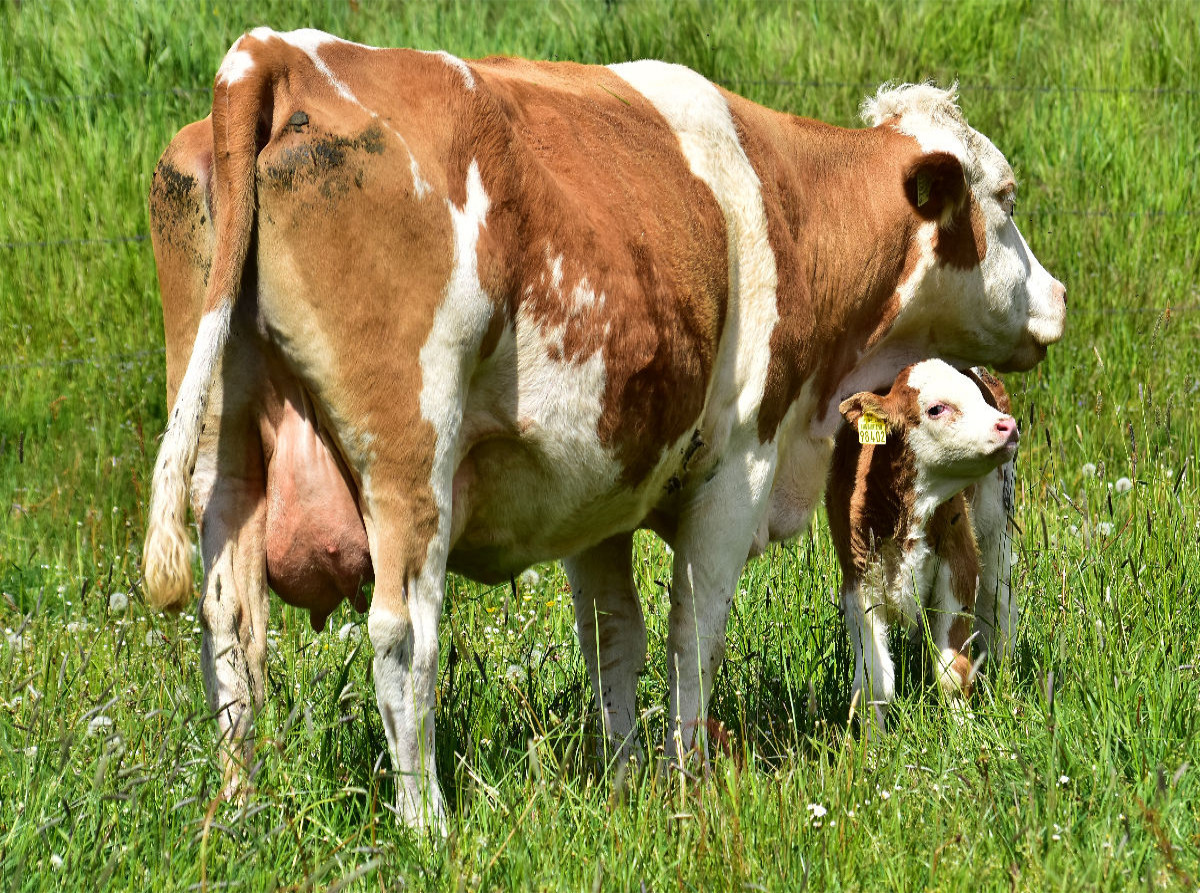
xmin=1 ymin=76 xmax=1195 ymax=378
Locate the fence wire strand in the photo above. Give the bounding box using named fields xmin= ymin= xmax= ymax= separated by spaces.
xmin=4 ymin=80 xmax=1199 ymax=107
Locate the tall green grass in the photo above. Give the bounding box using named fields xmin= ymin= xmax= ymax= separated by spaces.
xmin=2 ymin=1 xmax=1198 ymax=890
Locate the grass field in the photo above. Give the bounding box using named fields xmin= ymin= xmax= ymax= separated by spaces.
xmin=2 ymin=0 xmax=1199 ymax=889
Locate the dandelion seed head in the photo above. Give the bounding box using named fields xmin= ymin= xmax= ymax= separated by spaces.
xmin=1081 ymin=462 xmax=1097 ymax=477
xmin=1114 ymin=477 xmax=1133 ymax=494
xmin=108 ymin=591 xmax=129 ymax=612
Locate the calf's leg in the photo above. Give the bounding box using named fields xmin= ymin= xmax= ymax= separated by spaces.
xmin=844 ymin=584 xmax=894 ymax=733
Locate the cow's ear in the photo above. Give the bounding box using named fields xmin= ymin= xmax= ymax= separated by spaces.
xmin=904 ymin=152 xmax=968 ymax=224
xmin=839 ymin=392 xmax=895 ymax=429
xmin=963 ymin=366 xmax=1012 ymax=414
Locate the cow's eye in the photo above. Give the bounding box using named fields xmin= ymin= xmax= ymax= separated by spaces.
xmin=927 ymin=404 xmax=948 ymax=419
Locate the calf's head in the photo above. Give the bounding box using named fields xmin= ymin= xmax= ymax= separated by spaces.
xmin=861 ymin=83 xmax=1066 ymax=376
xmin=840 ymin=359 xmax=1018 ymax=506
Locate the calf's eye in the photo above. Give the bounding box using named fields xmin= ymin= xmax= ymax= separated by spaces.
xmin=927 ymin=404 xmax=947 ymax=419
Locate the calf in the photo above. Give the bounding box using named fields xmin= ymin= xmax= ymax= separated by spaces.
xmin=826 ymin=360 xmax=1018 ymax=730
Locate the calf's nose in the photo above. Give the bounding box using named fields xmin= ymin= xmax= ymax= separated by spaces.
xmin=995 ymin=416 xmax=1019 ymax=445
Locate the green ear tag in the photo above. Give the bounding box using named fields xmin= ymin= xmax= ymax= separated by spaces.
xmin=916 ymin=171 xmax=932 ymax=208
xmin=858 ymin=412 xmax=888 ymax=445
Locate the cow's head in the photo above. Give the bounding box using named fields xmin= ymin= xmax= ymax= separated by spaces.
xmin=861 ymin=83 xmax=1066 ymax=375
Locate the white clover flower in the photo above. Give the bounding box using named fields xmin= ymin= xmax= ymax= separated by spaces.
xmin=50 ymin=854 xmax=64 ymax=871
xmin=880 ymin=789 xmax=891 ymax=801
xmin=806 ymin=803 xmax=827 ymax=819
xmin=87 ymin=715 xmax=114 ymax=736
xmin=1058 ymin=774 xmax=1070 ymax=786
xmin=108 ymin=591 xmax=129 ymax=612
xmin=1081 ymin=462 xmax=1097 ymax=477
xmin=337 ymin=622 xmax=360 ymax=642
xmin=1114 ymin=477 xmax=1133 ymax=494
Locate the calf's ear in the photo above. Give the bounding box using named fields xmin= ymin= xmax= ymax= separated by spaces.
xmin=839 ymin=392 xmax=898 ymax=429
xmin=904 ymin=152 xmax=968 ymax=225
xmin=963 ymin=366 xmax=1012 ymax=414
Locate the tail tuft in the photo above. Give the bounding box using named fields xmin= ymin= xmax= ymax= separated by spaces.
xmin=142 ymin=301 xmax=234 ymax=610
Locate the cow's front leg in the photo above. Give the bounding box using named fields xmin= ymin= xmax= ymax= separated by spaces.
xmin=196 ymin=468 xmax=268 ymax=799
xmin=565 ymin=532 xmax=645 ymax=765
xmin=666 ymin=441 xmax=775 ymax=763
xmin=972 ymin=464 xmax=1017 ymax=664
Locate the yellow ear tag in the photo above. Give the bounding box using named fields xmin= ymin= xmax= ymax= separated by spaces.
xmin=858 ymin=412 xmax=888 ymax=445
xmin=916 ymin=171 xmax=932 ymax=208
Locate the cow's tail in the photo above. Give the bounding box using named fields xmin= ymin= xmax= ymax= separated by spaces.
xmin=143 ymin=46 xmax=273 ymax=611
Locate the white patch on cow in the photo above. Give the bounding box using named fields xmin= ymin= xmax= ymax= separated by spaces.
xmin=549 ymin=252 xmax=564 ymax=293
xmin=420 ymin=158 xmax=493 ymax=550
xmin=609 ymin=61 xmax=778 ymax=436
xmin=571 ymin=276 xmax=600 ymax=312
xmin=409 ymin=157 xmax=432 ymax=199
xmin=513 ymin=312 xmax=612 ymax=473
xmin=419 ymin=49 xmax=476 ymax=90
xmin=216 ymin=47 xmax=256 ymax=86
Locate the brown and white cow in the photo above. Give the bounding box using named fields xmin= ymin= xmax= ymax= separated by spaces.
xmin=827 ymin=361 xmax=1018 ymax=732
xmin=142 ymin=27 xmax=1065 ymax=831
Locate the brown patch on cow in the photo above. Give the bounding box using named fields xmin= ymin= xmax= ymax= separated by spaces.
xmin=725 ymin=97 xmax=933 ymax=443
xmin=463 ymin=60 xmax=730 ymax=482
xmin=949 ymin=652 xmax=974 ymax=696
xmin=934 ymin=194 xmax=987 ymax=270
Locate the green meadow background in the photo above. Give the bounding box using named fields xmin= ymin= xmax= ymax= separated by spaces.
xmin=2 ymin=1 xmax=1198 ymax=889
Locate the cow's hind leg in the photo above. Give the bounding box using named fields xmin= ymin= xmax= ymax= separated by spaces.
xmin=565 ymin=532 xmax=645 ymax=765
xmin=195 ymin=443 xmax=268 ymax=798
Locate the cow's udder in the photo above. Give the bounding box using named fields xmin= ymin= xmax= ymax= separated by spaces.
xmin=264 ymin=397 xmax=372 ymax=631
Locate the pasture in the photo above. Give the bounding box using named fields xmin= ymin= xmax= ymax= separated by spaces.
xmin=1 ymin=0 xmax=1198 ymax=889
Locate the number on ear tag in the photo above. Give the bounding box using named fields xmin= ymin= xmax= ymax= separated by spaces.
xmin=858 ymin=413 xmax=888 ymax=445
